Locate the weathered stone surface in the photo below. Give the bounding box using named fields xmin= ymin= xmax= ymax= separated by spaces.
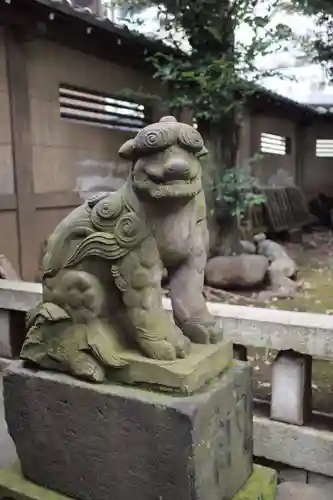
xmin=4 ymin=361 xmax=252 ymax=500
xmin=269 ymin=259 xmax=297 ymax=280
xmin=0 ymin=312 xmax=11 ymax=359
xmin=257 ymin=275 xmax=298 ymax=302
xmin=277 ymin=482 xmax=331 ymax=500
xmin=271 ymin=351 xmax=311 ymax=425
xmin=308 ymin=472 xmax=333 ymax=490
xmin=0 ymin=374 xmax=16 ymax=470
xmin=239 ymin=240 xmax=256 ymax=255
xmin=115 ymin=340 xmax=232 ymax=394
xmin=253 ymin=414 xmax=333 ymax=477
xmin=253 ymin=233 xmax=297 ymax=279
xmin=0 ymin=463 xmax=71 ymax=500
xmin=21 ymin=116 xmax=222 ymax=384
xmin=234 ymin=465 xmax=277 ymax=499
xmin=0 ymin=255 xmax=20 ymax=281
xmin=253 ymin=233 xmax=286 ymax=260
xmin=205 ymin=255 xmax=269 ymax=290
xmin=0 ymin=279 xmax=41 ymax=312
xmin=0 ymin=465 xmax=276 ymax=500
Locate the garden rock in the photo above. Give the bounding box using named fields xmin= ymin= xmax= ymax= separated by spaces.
xmin=269 ymin=257 xmax=297 ymax=279
xmin=277 ymin=482 xmax=331 ymax=500
xmin=205 ymin=255 xmax=269 ymax=290
xmin=254 ymin=232 xmax=297 ymax=279
xmin=254 ymin=233 xmax=290 ymax=261
xmin=240 ymin=240 xmax=256 ymax=254
xmin=257 ymin=275 xmax=299 ymax=302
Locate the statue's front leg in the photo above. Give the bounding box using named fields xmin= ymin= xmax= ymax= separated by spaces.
xmin=115 ymin=239 xmax=191 ymax=360
xmin=168 ymin=223 xmax=222 ymax=344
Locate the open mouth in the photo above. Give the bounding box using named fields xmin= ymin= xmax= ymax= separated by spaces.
xmin=132 ymin=176 xmax=201 ymax=199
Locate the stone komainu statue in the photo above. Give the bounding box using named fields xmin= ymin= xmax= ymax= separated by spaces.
xmin=21 ymin=116 xmax=221 ymax=382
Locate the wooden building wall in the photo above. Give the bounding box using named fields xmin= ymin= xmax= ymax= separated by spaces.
xmin=0 ymin=25 xmax=165 ymax=280
xmin=0 ymin=22 xmax=332 ymax=281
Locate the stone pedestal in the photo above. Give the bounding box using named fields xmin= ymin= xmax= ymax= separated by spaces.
xmin=4 ymin=360 xmax=253 ymax=500
xmin=0 ymin=464 xmax=277 ymax=500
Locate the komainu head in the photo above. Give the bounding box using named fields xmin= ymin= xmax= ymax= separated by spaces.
xmin=119 ymin=116 xmax=208 ymax=202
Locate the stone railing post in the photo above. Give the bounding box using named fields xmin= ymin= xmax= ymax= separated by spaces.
xmin=270 ymin=350 xmax=312 ymax=425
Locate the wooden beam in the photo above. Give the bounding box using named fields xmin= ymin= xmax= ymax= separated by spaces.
xmin=35 ymin=191 xmax=82 ymax=210
xmin=295 ymin=122 xmax=307 ymax=187
xmin=0 ymin=195 xmax=17 ymax=211
xmin=5 ymin=27 xmax=36 ymax=281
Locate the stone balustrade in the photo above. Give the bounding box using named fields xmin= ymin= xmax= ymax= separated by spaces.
xmin=1 ymin=279 xmax=333 ymax=487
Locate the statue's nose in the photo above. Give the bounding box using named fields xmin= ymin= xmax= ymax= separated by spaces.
xmin=165 ymin=158 xmax=190 ymax=179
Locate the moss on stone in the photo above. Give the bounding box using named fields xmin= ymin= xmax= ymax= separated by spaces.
xmin=0 ymin=463 xmax=72 ymax=500
xmin=234 ymin=465 xmax=277 ymax=500
xmin=0 ymin=464 xmax=277 ymax=500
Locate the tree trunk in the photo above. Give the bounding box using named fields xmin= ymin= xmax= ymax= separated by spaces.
xmin=199 ymin=117 xmax=242 ymax=256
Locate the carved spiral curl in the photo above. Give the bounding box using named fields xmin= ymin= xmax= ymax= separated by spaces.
xmin=90 ymin=195 xmax=123 ymax=231
xmin=111 ymin=265 xmax=127 ymax=292
xmin=114 ymin=212 xmax=145 ymax=248
xmin=135 ymin=125 xmax=176 ymax=153
xmin=178 ymin=124 xmax=204 ymax=153
xmin=154 ymin=187 xmax=166 ymax=199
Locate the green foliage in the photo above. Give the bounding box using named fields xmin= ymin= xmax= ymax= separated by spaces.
xmin=204 ymin=154 xmax=266 ymax=224
xmin=118 ymin=0 xmax=299 ymax=124
xmin=116 ymin=0 xmax=297 ymax=235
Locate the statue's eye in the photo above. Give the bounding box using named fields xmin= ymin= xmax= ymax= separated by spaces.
xmin=177 ymin=125 xmax=204 ymax=153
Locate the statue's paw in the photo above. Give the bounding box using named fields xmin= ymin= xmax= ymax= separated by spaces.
xmin=181 ymin=322 xmax=210 ymax=344
xmin=175 ymin=334 xmax=191 ymax=358
xmin=139 ymin=338 xmax=177 ymax=361
xmin=180 ymin=318 xmax=223 ymax=345
xmin=69 ymin=352 xmax=106 ymax=383
xmin=207 ymin=322 xmax=223 ymax=344
xmin=167 ymin=326 xmax=191 ymax=358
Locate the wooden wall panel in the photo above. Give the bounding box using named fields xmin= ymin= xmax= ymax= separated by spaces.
xmin=5 ymin=27 xmax=36 ymax=280
xmin=0 ymin=211 xmax=20 ymax=274
xmin=26 ymin=39 xmax=155 ymax=195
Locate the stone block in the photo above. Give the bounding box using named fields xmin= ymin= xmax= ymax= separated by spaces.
xmin=4 ymin=361 xmax=252 ymax=500
xmin=307 ymin=472 xmax=333 ymax=490
xmin=0 ymin=309 xmax=26 ymax=359
xmin=115 ymin=341 xmax=232 ymax=394
xmin=0 ymin=311 xmax=10 ymax=358
xmin=0 ymin=463 xmax=71 ymax=500
xmin=277 ymin=482 xmax=331 ymax=500
xmin=234 ymin=465 xmax=277 ymax=499
xmin=0 ymin=464 xmax=274 ymax=500
xmin=271 ymin=351 xmax=312 ymax=425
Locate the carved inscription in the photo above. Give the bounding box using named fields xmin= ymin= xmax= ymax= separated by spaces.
xmin=214 ymin=414 xmax=232 ymax=485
